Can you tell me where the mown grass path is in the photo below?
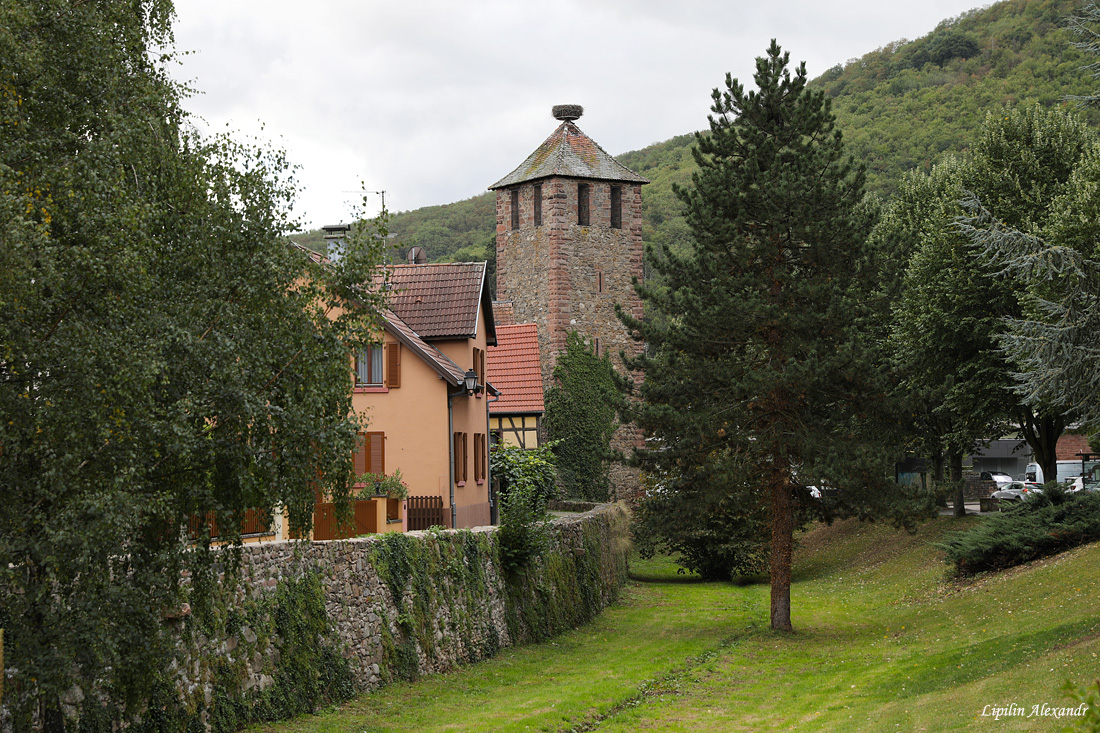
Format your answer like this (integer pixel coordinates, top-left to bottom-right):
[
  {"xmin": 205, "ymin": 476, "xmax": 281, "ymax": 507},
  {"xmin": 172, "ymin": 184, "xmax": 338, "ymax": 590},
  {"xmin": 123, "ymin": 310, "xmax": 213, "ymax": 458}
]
[{"xmin": 250, "ymin": 517, "xmax": 1100, "ymax": 732}]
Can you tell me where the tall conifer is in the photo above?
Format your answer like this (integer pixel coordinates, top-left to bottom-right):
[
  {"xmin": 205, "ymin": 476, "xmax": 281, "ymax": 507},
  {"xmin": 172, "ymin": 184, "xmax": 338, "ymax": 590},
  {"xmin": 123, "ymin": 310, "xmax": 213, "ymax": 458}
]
[{"xmin": 621, "ymin": 42, "xmax": 905, "ymax": 631}]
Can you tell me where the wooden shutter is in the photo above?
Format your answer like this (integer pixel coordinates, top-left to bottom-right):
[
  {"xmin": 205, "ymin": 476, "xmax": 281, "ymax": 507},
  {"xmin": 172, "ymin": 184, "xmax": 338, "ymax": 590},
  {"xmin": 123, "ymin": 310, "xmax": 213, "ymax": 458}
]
[
  {"xmin": 386, "ymin": 343, "xmax": 401, "ymax": 388},
  {"xmin": 473, "ymin": 347, "xmax": 484, "ymax": 387},
  {"xmin": 474, "ymin": 433, "xmax": 485, "ymax": 482},
  {"xmin": 454, "ymin": 432, "xmax": 468, "ymax": 483},
  {"xmin": 365, "ymin": 431, "xmax": 385, "ymax": 475},
  {"xmin": 353, "ymin": 433, "xmax": 367, "ymax": 475}
]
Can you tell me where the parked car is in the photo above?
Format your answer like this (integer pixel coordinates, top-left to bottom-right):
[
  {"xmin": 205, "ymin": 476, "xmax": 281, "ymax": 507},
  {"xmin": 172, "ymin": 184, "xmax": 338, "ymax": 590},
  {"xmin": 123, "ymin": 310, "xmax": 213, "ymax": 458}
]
[
  {"xmin": 991, "ymin": 481, "xmax": 1043, "ymax": 503},
  {"xmin": 980, "ymin": 471, "xmax": 1014, "ymax": 487},
  {"xmin": 1067, "ymin": 476, "xmax": 1100, "ymax": 493}
]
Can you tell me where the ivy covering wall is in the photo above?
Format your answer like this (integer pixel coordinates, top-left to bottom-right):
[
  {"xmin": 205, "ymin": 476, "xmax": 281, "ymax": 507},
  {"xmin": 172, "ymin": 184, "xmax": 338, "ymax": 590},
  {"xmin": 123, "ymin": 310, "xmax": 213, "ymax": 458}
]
[{"xmin": 3, "ymin": 504, "xmax": 630, "ymax": 732}]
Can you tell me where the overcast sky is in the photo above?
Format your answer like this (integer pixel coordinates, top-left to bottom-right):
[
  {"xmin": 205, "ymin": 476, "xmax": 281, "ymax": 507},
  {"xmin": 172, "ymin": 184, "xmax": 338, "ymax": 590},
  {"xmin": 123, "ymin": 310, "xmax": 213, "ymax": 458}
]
[{"xmin": 170, "ymin": 0, "xmax": 988, "ymax": 230}]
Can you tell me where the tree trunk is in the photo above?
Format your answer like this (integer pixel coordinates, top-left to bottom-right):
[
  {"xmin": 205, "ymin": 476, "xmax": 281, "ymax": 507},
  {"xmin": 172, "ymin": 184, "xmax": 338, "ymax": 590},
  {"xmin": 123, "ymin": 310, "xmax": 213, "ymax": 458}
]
[
  {"xmin": 769, "ymin": 468, "xmax": 795, "ymax": 632},
  {"xmin": 949, "ymin": 451, "xmax": 966, "ymax": 517},
  {"xmin": 1020, "ymin": 409, "xmax": 1065, "ymax": 485}
]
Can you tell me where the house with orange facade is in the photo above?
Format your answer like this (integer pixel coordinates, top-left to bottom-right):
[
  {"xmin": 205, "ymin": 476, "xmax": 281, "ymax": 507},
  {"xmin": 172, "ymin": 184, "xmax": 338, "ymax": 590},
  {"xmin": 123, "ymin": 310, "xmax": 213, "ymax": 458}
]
[{"xmin": 349, "ymin": 261, "xmax": 498, "ymax": 531}]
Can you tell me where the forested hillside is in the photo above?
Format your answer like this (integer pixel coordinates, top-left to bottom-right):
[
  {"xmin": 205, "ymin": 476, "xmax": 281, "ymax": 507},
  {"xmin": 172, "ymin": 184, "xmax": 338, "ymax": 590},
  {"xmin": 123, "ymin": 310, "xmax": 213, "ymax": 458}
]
[{"xmin": 291, "ymin": 0, "xmax": 1100, "ymax": 268}]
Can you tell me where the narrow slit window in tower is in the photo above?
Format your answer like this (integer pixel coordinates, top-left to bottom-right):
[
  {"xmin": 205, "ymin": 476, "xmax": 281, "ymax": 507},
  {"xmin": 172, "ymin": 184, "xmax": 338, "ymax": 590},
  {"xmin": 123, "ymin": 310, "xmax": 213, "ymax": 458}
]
[
  {"xmin": 510, "ymin": 189, "xmax": 520, "ymax": 230},
  {"xmin": 610, "ymin": 185, "xmax": 622, "ymax": 229},
  {"xmin": 578, "ymin": 183, "xmax": 590, "ymax": 226},
  {"xmin": 533, "ymin": 184, "xmax": 542, "ymax": 226}
]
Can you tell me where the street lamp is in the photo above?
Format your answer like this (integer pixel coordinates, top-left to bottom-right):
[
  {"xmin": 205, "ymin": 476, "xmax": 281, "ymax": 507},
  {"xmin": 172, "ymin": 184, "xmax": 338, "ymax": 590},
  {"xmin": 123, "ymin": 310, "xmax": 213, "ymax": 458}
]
[{"xmin": 463, "ymin": 369, "xmax": 479, "ymax": 395}]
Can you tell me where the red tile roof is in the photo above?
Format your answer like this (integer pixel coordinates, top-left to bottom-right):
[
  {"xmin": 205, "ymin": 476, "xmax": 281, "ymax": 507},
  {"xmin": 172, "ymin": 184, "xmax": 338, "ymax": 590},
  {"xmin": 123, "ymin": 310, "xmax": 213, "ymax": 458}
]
[
  {"xmin": 382, "ymin": 309, "xmax": 466, "ymax": 387},
  {"xmin": 382, "ymin": 262, "xmax": 495, "ymax": 344},
  {"xmin": 487, "ymin": 324, "xmax": 544, "ymax": 415}
]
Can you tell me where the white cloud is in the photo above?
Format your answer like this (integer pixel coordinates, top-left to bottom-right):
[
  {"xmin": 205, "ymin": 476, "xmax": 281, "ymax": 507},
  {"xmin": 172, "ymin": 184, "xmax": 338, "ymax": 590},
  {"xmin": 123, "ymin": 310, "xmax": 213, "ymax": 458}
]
[{"xmin": 170, "ymin": 0, "xmax": 988, "ymax": 229}]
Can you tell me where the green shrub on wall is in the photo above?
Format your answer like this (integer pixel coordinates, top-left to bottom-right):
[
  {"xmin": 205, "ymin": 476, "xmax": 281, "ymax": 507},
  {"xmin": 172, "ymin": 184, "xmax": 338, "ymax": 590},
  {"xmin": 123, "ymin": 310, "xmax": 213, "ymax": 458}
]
[{"xmin": 126, "ymin": 570, "xmax": 354, "ymax": 733}]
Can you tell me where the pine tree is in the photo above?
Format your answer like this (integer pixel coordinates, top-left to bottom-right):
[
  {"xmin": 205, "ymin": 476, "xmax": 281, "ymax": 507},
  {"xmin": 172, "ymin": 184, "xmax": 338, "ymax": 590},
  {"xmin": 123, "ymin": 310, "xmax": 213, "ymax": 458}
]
[{"xmin": 621, "ymin": 41, "xmax": 912, "ymax": 632}]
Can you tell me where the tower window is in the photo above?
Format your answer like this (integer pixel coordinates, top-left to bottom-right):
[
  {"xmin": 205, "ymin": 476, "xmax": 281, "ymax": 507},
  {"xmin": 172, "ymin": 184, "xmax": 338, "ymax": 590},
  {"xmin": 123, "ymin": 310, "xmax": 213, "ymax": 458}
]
[
  {"xmin": 610, "ymin": 185, "xmax": 622, "ymax": 229},
  {"xmin": 510, "ymin": 189, "xmax": 520, "ymax": 230},
  {"xmin": 597, "ymin": 270, "xmax": 604, "ymax": 293},
  {"xmin": 578, "ymin": 183, "xmax": 590, "ymax": 226},
  {"xmin": 533, "ymin": 184, "xmax": 542, "ymax": 227}
]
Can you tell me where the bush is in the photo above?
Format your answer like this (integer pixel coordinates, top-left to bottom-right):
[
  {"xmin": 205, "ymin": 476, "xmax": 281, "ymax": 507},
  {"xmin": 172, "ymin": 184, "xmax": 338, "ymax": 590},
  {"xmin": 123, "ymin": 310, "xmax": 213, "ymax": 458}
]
[
  {"xmin": 939, "ymin": 491, "xmax": 1100, "ymax": 575},
  {"xmin": 632, "ymin": 472, "xmax": 770, "ymax": 581},
  {"xmin": 492, "ymin": 443, "xmax": 558, "ymax": 573}
]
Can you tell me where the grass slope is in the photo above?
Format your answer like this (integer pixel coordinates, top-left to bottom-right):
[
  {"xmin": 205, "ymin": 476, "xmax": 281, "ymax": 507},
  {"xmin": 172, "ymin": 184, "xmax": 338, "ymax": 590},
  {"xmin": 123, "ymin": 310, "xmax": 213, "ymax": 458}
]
[{"xmin": 250, "ymin": 516, "xmax": 1100, "ymax": 732}]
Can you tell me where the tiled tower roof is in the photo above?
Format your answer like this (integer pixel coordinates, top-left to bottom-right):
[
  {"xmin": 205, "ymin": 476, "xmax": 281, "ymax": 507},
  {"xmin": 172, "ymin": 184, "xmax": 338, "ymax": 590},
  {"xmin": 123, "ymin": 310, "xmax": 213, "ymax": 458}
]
[{"xmin": 489, "ymin": 118, "xmax": 648, "ymax": 190}]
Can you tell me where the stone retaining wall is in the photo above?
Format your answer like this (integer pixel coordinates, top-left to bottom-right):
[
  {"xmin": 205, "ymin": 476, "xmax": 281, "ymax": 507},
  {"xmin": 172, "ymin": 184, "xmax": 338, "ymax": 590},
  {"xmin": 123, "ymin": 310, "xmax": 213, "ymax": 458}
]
[{"xmin": 186, "ymin": 501, "xmax": 630, "ymax": 726}]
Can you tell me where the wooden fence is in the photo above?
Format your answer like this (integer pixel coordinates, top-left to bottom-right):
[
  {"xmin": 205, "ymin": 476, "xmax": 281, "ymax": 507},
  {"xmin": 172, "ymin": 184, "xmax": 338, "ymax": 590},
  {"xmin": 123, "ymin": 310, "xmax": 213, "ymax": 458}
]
[
  {"xmin": 407, "ymin": 495, "xmax": 446, "ymax": 530},
  {"xmin": 311, "ymin": 499, "xmax": 381, "ymax": 540},
  {"xmin": 188, "ymin": 508, "xmax": 273, "ymax": 540}
]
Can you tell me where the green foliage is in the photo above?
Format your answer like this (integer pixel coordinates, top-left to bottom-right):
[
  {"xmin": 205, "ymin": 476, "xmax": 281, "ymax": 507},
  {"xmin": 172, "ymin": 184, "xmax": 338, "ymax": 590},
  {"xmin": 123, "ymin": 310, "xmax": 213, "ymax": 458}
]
[
  {"xmin": 367, "ymin": 529, "xmax": 500, "ymax": 681},
  {"xmin": 938, "ymin": 491, "xmax": 1100, "ymax": 575},
  {"xmin": 887, "ymin": 105, "xmax": 1097, "ymax": 490},
  {"xmin": 633, "ymin": 473, "xmax": 769, "ymax": 581},
  {"xmin": 491, "ymin": 443, "xmax": 558, "ymax": 573},
  {"xmin": 496, "ymin": 481, "xmax": 552, "ymax": 575},
  {"xmin": 543, "ymin": 332, "xmax": 620, "ymax": 501},
  {"xmin": 0, "ymin": 1, "xmax": 386, "ymax": 725},
  {"xmin": 1062, "ymin": 678, "xmax": 1100, "ymax": 732},
  {"xmin": 490, "ymin": 443, "xmax": 559, "ymax": 508},
  {"xmin": 961, "ymin": 132, "xmax": 1100, "ymax": 429},
  {"xmin": 357, "ymin": 468, "xmax": 410, "ymax": 499},
  {"xmin": 621, "ymin": 41, "xmax": 904, "ymax": 631},
  {"xmin": 123, "ymin": 571, "xmax": 354, "ymax": 733}
]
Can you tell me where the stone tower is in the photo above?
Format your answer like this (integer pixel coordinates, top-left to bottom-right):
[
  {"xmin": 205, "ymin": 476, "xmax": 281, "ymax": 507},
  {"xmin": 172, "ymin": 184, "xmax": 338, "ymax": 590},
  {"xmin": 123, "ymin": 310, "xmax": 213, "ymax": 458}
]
[
  {"xmin": 490, "ymin": 104, "xmax": 647, "ymax": 387},
  {"xmin": 490, "ymin": 105, "xmax": 647, "ymax": 496}
]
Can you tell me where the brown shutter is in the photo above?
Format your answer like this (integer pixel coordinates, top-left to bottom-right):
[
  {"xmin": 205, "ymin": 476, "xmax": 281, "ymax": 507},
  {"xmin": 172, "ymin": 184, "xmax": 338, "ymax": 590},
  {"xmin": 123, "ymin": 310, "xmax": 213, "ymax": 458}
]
[
  {"xmin": 453, "ymin": 432, "xmax": 462, "ymax": 483},
  {"xmin": 365, "ymin": 431, "xmax": 385, "ymax": 475},
  {"xmin": 462, "ymin": 432, "xmax": 468, "ymax": 482},
  {"xmin": 474, "ymin": 433, "xmax": 485, "ymax": 481},
  {"xmin": 353, "ymin": 433, "xmax": 367, "ymax": 475},
  {"xmin": 386, "ymin": 343, "xmax": 401, "ymax": 388}
]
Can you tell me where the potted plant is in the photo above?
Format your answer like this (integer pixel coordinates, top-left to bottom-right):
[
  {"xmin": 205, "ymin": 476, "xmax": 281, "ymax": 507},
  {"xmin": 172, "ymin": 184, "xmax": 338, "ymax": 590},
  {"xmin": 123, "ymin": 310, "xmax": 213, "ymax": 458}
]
[{"xmin": 359, "ymin": 469, "xmax": 409, "ymax": 500}]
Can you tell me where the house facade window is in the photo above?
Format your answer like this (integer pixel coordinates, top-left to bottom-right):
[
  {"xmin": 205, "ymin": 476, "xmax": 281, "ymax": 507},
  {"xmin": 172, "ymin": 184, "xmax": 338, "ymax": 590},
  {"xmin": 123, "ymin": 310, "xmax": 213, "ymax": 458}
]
[
  {"xmin": 610, "ymin": 185, "xmax": 622, "ymax": 229},
  {"xmin": 577, "ymin": 183, "xmax": 590, "ymax": 226},
  {"xmin": 533, "ymin": 184, "xmax": 542, "ymax": 226},
  {"xmin": 356, "ymin": 345, "xmax": 384, "ymax": 386}
]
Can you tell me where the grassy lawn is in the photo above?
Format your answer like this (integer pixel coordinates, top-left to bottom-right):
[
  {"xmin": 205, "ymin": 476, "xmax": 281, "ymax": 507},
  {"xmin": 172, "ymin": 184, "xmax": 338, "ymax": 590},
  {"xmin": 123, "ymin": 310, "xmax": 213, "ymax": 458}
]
[{"xmin": 249, "ymin": 516, "xmax": 1100, "ymax": 732}]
